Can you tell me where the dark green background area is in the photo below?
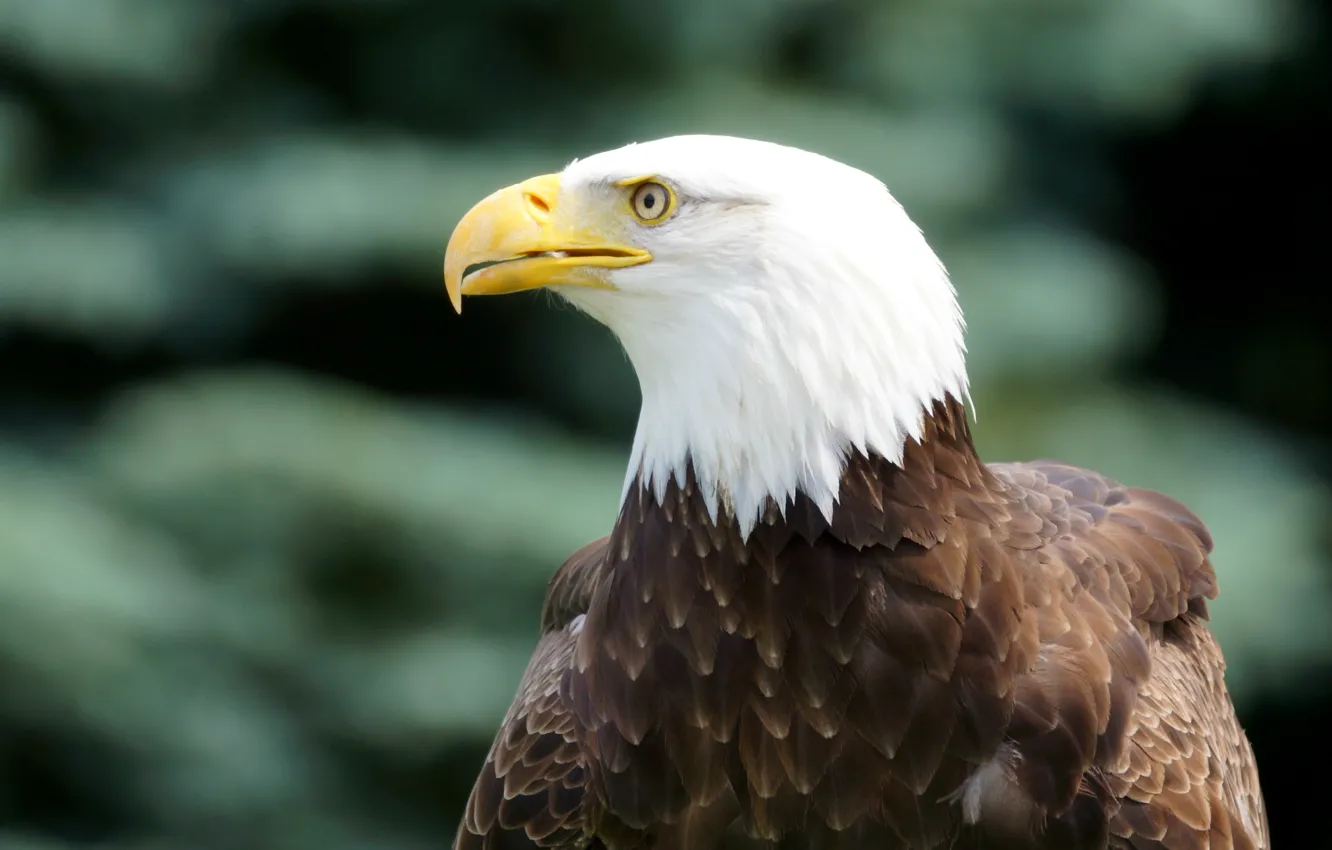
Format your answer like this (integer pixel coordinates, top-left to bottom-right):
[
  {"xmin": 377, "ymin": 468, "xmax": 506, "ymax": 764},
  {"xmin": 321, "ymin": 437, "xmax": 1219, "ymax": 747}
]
[{"xmin": 0, "ymin": 1, "xmax": 1327, "ymax": 847}]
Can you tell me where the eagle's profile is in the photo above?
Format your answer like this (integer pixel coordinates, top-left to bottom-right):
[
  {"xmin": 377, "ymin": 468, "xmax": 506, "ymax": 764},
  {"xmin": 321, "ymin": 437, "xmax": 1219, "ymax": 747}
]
[{"xmin": 442, "ymin": 135, "xmax": 1268, "ymax": 850}]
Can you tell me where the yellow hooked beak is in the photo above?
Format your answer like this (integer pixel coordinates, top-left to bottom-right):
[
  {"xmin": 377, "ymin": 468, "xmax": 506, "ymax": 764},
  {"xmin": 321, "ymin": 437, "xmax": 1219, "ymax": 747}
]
[{"xmin": 443, "ymin": 173, "xmax": 652, "ymax": 313}]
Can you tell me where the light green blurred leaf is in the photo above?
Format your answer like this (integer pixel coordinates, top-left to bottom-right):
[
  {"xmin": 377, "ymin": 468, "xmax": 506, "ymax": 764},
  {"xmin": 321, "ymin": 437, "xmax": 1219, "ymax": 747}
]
[
  {"xmin": 83, "ymin": 370, "xmax": 625, "ymax": 568},
  {"xmin": 310, "ymin": 631, "xmax": 538, "ymax": 744},
  {"xmin": 948, "ymin": 223, "xmax": 1162, "ymax": 384},
  {"xmin": 859, "ymin": 0, "xmax": 1296, "ymax": 122},
  {"xmin": 0, "ymin": 204, "xmax": 177, "ymax": 337},
  {"xmin": 0, "ymin": 0, "xmax": 221, "ymax": 89}
]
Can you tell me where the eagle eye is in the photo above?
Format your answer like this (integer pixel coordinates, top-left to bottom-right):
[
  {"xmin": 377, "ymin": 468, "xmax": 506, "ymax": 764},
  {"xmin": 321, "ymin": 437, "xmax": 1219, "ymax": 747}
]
[{"xmin": 629, "ymin": 181, "xmax": 674, "ymax": 224}]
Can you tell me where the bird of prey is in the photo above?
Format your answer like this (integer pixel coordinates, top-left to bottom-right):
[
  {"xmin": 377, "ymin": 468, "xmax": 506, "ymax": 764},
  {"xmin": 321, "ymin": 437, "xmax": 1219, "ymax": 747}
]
[{"xmin": 441, "ymin": 135, "xmax": 1268, "ymax": 850}]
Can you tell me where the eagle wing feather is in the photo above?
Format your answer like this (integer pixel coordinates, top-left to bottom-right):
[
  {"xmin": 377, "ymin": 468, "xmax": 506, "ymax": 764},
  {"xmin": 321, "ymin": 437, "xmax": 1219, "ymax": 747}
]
[
  {"xmin": 987, "ymin": 460, "xmax": 1266, "ymax": 850},
  {"xmin": 454, "ymin": 539, "xmax": 613, "ymax": 850}
]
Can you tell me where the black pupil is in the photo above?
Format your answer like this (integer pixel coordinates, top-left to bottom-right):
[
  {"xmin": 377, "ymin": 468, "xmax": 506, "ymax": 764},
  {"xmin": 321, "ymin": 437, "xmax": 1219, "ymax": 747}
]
[{"xmin": 643, "ymin": 192, "xmax": 656, "ymax": 209}]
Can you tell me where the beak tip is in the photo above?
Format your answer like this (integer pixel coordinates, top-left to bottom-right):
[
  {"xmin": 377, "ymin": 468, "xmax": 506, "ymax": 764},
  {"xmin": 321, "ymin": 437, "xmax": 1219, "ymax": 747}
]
[
  {"xmin": 444, "ymin": 259, "xmax": 463, "ymax": 313},
  {"xmin": 446, "ymin": 280, "xmax": 463, "ymax": 314}
]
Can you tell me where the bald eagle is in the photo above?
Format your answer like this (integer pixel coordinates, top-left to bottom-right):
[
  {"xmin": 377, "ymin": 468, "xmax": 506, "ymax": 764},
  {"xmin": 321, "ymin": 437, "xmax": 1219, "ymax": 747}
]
[{"xmin": 442, "ymin": 136, "xmax": 1268, "ymax": 850}]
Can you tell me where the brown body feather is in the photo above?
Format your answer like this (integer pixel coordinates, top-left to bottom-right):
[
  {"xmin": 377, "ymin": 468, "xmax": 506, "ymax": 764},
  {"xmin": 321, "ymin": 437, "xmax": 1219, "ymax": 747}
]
[{"xmin": 454, "ymin": 396, "xmax": 1267, "ymax": 850}]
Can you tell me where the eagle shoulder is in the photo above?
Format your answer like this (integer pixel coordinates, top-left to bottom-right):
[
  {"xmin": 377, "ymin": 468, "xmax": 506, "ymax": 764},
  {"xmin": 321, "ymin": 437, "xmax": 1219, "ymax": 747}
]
[
  {"xmin": 958, "ymin": 459, "xmax": 1259, "ymax": 848},
  {"xmin": 989, "ymin": 459, "xmax": 1218, "ymax": 626},
  {"xmin": 454, "ymin": 537, "xmax": 615, "ymax": 850},
  {"xmin": 542, "ymin": 538, "xmax": 616, "ymax": 632}
]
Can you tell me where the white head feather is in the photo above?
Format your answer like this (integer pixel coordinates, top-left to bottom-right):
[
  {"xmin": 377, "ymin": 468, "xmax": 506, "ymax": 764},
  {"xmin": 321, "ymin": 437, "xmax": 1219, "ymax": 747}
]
[{"xmin": 554, "ymin": 135, "xmax": 970, "ymax": 537}]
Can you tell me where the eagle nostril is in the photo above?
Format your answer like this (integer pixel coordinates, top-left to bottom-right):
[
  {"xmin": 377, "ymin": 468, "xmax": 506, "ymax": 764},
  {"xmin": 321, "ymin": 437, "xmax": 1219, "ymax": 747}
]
[{"xmin": 524, "ymin": 191, "xmax": 552, "ymax": 219}]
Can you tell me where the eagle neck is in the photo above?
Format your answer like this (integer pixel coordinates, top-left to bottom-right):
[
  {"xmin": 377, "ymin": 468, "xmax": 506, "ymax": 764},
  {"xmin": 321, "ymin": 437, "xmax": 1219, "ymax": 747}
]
[
  {"xmin": 613, "ymin": 394, "xmax": 988, "ymax": 552},
  {"xmin": 610, "ymin": 298, "xmax": 971, "ymax": 540}
]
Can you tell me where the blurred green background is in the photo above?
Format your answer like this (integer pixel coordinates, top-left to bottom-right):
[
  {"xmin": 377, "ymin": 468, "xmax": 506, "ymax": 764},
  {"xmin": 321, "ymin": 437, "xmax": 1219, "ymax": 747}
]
[{"xmin": 0, "ymin": 0, "xmax": 1328, "ymax": 847}]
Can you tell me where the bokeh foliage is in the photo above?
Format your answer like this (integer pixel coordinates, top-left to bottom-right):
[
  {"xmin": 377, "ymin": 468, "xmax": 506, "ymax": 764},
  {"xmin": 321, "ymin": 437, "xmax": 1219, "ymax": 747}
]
[{"xmin": 0, "ymin": 0, "xmax": 1326, "ymax": 847}]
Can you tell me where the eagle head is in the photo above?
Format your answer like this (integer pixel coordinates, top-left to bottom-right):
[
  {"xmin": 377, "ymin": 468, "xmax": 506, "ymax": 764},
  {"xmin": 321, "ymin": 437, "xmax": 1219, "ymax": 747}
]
[{"xmin": 445, "ymin": 135, "xmax": 969, "ymax": 536}]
